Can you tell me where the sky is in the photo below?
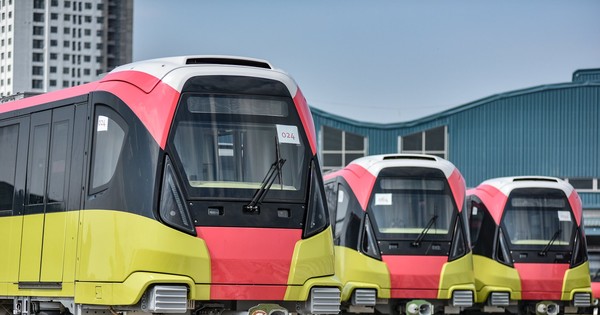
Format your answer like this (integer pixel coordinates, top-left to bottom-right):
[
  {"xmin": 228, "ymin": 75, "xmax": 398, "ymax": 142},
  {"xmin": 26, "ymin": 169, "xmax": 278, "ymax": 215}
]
[{"xmin": 132, "ymin": 1, "xmax": 600, "ymax": 123}]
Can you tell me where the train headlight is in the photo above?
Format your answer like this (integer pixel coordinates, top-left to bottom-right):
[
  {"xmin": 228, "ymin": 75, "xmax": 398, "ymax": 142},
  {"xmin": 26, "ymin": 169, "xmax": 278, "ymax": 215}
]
[
  {"xmin": 303, "ymin": 160, "xmax": 329, "ymax": 238},
  {"xmin": 159, "ymin": 156, "xmax": 196, "ymax": 235}
]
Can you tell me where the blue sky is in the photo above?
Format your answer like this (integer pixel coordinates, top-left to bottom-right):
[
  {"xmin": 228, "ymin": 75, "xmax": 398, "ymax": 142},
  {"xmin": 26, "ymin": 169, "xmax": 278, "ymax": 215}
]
[{"xmin": 133, "ymin": 1, "xmax": 600, "ymax": 123}]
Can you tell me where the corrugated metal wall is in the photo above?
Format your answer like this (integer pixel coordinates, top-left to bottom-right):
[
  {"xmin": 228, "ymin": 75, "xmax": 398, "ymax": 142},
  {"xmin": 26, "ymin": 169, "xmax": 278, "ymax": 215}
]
[
  {"xmin": 311, "ymin": 78, "xmax": 600, "ymax": 210},
  {"xmin": 450, "ymin": 85, "xmax": 600, "ymax": 187}
]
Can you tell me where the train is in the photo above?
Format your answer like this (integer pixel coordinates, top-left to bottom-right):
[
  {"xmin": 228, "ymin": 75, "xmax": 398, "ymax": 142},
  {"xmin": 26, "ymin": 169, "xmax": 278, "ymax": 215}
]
[
  {"xmin": 467, "ymin": 176, "xmax": 592, "ymax": 315},
  {"xmin": 323, "ymin": 154, "xmax": 475, "ymax": 315},
  {"xmin": 0, "ymin": 56, "xmax": 341, "ymax": 315}
]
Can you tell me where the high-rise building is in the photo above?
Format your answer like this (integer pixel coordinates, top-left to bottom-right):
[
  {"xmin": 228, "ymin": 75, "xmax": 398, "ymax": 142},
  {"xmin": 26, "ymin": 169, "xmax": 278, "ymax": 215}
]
[{"xmin": 0, "ymin": 0, "xmax": 133, "ymax": 97}]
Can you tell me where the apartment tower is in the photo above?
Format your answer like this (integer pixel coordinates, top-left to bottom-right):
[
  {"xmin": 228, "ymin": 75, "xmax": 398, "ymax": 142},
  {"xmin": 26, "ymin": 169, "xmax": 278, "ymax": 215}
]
[{"xmin": 0, "ymin": 0, "xmax": 133, "ymax": 97}]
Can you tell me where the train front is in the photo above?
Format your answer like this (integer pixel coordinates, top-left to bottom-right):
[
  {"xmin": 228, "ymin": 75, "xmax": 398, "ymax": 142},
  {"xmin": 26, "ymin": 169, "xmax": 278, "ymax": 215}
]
[
  {"xmin": 468, "ymin": 177, "xmax": 592, "ymax": 315},
  {"xmin": 332, "ymin": 155, "xmax": 474, "ymax": 315},
  {"xmin": 159, "ymin": 58, "xmax": 340, "ymax": 314}
]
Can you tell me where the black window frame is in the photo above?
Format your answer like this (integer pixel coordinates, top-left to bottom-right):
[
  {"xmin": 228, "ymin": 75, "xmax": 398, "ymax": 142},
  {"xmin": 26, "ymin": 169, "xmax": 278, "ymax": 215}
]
[{"xmin": 88, "ymin": 105, "xmax": 128, "ymax": 195}]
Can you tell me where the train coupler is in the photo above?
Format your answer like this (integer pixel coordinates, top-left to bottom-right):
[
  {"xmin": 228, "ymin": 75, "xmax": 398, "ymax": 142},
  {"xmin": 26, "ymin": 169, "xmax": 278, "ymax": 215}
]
[{"xmin": 248, "ymin": 304, "xmax": 288, "ymax": 315}]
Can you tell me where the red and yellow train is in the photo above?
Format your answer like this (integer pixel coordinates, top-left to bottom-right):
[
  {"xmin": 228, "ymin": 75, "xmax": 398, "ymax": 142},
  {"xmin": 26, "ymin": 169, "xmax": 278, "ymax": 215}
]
[
  {"xmin": 467, "ymin": 176, "xmax": 592, "ymax": 315},
  {"xmin": 323, "ymin": 154, "xmax": 474, "ymax": 315},
  {"xmin": 0, "ymin": 56, "xmax": 341, "ymax": 315}
]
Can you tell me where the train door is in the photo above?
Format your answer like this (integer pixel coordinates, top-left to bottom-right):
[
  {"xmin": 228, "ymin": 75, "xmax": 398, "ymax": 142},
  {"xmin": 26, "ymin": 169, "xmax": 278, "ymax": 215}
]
[{"xmin": 19, "ymin": 106, "xmax": 75, "ymax": 284}]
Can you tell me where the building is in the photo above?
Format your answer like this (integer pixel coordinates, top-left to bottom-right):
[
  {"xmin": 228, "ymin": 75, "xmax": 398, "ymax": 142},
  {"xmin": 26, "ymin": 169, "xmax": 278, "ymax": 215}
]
[
  {"xmin": 0, "ymin": 0, "xmax": 133, "ymax": 97},
  {"xmin": 312, "ymin": 68, "xmax": 600, "ymax": 211}
]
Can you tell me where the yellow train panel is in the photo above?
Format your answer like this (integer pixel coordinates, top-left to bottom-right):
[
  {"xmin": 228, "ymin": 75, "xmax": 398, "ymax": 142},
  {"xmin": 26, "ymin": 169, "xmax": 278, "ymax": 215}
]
[
  {"xmin": 3, "ymin": 283, "xmax": 75, "ymax": 297},
  {"xmin": 19, "ymin": 214, "xmax": 45, "ymax": 281},
  {"xmin": 472, "ymin": 255, "xmax": 521, "ymax": 303},
  {"xmin": 0, "ymin": 216, "xmax": 23, "ymax": 285},
  {"xmin": 334, "ymin": 246, "xmax": 390, "ymax": 301},
  {"xmin": 75, "ymin": 272, "xmax": 197, "ymax": 305},
  {"xmin": 284, "ymin": 275, "xmax": 342, "ymax": 301},
  {"xmin": 285, "ymin": 226, "xmax": 335, "ymax": 286},
  {"xmin": 561, "ymin": 261, "xmax": 592, "ymax": 300},
  {"xmin": 437, "ymin": 253, "xmax": 475, "ymax": 299},
  {"xmin": 77, "ymin": 210, "xmax": 211, "ymax": 285},
  {"xmin": 40, "ymin": 211, "xmax": 80, "ymax": 282},
  {"xmin": 284, "ymin": 227, "xmax": 340, "ymax": 300}
]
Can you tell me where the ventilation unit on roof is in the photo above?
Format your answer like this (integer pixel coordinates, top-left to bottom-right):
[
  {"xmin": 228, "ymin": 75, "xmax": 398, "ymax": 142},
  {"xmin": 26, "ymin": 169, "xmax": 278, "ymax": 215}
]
[
  {"xmin": 512, "ymin": 177, "xmax": 558, "ymax": 183},
  {"xmin": 185, "ymin": 57, "xmax": 272, "ymax": 69},
  {"xmin": 383, "ymin": 155, "xmax": 437, "ymax": 161}
]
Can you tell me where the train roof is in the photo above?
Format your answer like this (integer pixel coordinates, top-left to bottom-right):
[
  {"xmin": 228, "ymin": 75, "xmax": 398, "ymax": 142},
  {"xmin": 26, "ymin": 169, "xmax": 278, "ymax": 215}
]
[
  {"xmin": 468, "ymin": 176, "xmax": 582, "ymax": 225},
  {"xmin": 476, "ymin": 176, "xmax": 575, "ymax": 198},
  {"xmin": 108, "ymin": 55, "xmax": 299, "ymax": 96},
  {"xmin": 345, "ymin": 154, "xmax": 458, "ymax": 178},
  {"xmin": 324, "ymin": 154, "xmax": 464, "ymax": 211},
  {"xmin": 0, "ymin": 55, "xmax": 299, "ymax": 116}
]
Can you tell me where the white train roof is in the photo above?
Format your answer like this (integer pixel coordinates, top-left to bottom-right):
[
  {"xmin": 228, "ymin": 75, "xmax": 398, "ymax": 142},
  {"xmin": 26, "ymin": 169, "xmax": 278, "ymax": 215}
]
[
  {"xmin": 478, "ymin": 176, "xmax": 575, "ymax": 197},
  {"xmin": 109, "ymin": 55, "xmax": 299, "ymax": 96},
  {"xmin": 348, "ymin": 154, "xmax": 458, "ymax": 178}
]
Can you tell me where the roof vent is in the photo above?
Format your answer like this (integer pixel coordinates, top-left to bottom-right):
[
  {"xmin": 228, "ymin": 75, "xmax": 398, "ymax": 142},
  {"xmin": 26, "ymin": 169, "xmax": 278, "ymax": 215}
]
[
  {"xmin": 185, "ymin": 57, "xmax": 272, "ymax": 69},
  {"xmin": 512, "ymin": 177, "xmax": 558, "ymax": 183},
  {"xmin": 572, "ymin": 68, "xmax": 600, "ymax": 83},
  {"xmin": 383, "ymin": 155, "xmax": 437, "ymax": 162}
]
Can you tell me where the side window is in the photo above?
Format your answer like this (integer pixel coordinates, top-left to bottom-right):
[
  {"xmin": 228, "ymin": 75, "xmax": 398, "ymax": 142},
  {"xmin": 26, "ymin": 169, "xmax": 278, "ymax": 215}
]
[
  {"xmin": 0, "ymin": 123, "xmax": 19, "ymax": 214},
  {"xmin": 469, "ymin": 199, "xmax": 486, "ymax": 247},
  {"xmin": 335, "ymin": 184, "xmax": 351, "ymax": 239},
  {"xmin": 324, "ymin": 182, "xmax": 338, "ymax": 227},
  {"xmin": 89, "ymin": 106, "xmax": 127, "ymax": 194},
  {"xmin": 27, "ymin": 116, "xmax": 51, "ymax": 207}
]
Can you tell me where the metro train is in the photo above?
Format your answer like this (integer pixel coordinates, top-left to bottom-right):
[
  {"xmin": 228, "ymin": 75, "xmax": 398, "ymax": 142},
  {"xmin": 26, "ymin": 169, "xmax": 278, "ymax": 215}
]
[
  {"xmin": 467, "ymin": 176, "xmax": 592, "ymax": 315},
  {"xmin": 323, "ymin": 154, "xmax": 475, "ymax": 315},
  {"xmin": 0, "ymin": 56, "xmax": 341, "ymax": 315}
]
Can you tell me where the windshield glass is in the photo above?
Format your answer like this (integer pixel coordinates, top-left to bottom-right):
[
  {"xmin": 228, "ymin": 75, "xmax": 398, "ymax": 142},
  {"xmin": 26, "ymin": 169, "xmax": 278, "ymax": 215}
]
[
  {"xmin": 171, "ymin": 93, "xmax": 308, "ymax": 201},
  {"xmin": 368, "ymin": 167, "xmax": 457, "ymax": 240},
  {"xmin": 502, "ymin": 188, "xmax": 574, "ymax": 247}
]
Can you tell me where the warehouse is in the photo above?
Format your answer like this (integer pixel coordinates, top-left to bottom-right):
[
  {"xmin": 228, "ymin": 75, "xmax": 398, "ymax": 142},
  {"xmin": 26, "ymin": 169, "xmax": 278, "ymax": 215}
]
[{"xmin": 312, "ymin": 68, "xmax": 600, "ymax": 218}]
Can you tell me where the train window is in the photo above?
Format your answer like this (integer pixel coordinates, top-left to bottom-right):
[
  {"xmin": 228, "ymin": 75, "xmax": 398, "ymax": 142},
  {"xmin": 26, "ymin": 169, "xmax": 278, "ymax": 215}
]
[
  {"xmin": 469, "ymin": 200, "xmax": 486, "ymax": 247},
  {"xmin": 47, "ymin": 120, "xmax": 69, "ymax": 203},
  {"xmin": 0, "ymin": 123, "xmax": 18, "ymax": 213},
  {"xmin": 187, "ymin": 94, "xmax": 288, "ymax": 117},
  {"xmin": 90, "ymin": 106, "xmax": 127, "ymax": 193},
  {"xmin": 369, "ymin": 176, "xmax": 455, "ymax": 239},
  {"xmin": 335, "ymin": 184, "xmax": 352, "ymax": 238},
  {"xmin": 503, "ymin": 188, "xmax": 574, "ymax": 247},
  {"xmin": 171, "ymin": 94, "xmax": 308, "ymax": 201},
  {"xmin": 324, "ymin": 182, "xmax": 338, "ymax": 224},
  {"xmin": 28, "ymin": 123, "xmax": 50, "ymax": 205}
]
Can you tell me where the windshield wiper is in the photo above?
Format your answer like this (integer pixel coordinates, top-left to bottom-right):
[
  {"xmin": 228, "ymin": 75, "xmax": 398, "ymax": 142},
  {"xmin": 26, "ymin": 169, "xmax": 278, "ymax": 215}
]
[
  {"xmin": 539, "ymin": 229, "xmax": 561, "ymax": 256},
  {"xmin": 411, "ymin": 215, "xmax": 438, "ymax": 247},
  {"xmin": 244, "ymin": 137, "xmax": 286, "ymax": 213}
]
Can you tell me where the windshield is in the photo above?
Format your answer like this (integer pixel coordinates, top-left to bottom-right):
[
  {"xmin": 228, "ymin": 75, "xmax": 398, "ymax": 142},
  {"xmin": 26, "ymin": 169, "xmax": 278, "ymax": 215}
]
[
  {"xmin": 368, "ymin": 167, "xmax": 457, "ymax": 240},
  {"xmin": 502, "ymin": 188, "xmax": 575, "ymax": 247},
  {"xmin": 171, "ymin": 93, "xmax": 308, "ymax": 201}
]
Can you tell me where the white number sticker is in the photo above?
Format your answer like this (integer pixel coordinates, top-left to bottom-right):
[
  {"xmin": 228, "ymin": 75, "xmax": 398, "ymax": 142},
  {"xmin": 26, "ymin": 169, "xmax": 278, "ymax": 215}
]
[
  {"xmin": 97, "ymin": 115, "xmax": 108, "ymax": 132},
  {"xmin": 276, "ymin": 124, "xmax": 300, "ymax": 145},
  {"xmin": 375, "ymin": 193, "xmax": 392, "ymax": 206},
  {"xmin": 338, "ymin": 190, "xmax": 345, "ymax": 203},
  {"xmin": 557, "ymin": 211, "xmax": 571, "ymax": 222}
]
